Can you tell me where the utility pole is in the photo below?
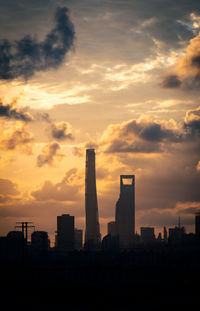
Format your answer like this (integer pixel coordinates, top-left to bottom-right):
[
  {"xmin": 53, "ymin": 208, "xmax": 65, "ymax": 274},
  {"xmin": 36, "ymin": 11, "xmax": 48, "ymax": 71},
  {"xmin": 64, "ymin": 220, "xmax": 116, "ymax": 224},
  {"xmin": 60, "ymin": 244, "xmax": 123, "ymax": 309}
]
[{"xmin": 15, "ymin": 222, "xmax": 35, "ymax": 244}]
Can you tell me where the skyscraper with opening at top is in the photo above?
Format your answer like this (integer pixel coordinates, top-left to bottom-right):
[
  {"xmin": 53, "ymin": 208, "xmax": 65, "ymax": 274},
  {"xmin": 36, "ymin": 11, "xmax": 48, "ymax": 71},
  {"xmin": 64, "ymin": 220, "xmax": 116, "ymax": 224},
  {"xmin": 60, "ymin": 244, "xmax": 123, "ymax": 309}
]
[{"xmin": 115, "ymin": 175, "xmax": 135, "ymax": 248}]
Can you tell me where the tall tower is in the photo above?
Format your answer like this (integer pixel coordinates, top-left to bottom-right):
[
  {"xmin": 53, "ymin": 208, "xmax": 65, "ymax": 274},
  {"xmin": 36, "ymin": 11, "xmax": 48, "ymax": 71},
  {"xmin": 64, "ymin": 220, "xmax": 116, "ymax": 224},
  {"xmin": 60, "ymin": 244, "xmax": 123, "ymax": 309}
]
[
  {"xmin": 115, "ymin": 175, "xmax": 135, "ymax": 248},
  {"xmin": 85, "ymin": 149, "xmax": 101, "ymax": 248}
]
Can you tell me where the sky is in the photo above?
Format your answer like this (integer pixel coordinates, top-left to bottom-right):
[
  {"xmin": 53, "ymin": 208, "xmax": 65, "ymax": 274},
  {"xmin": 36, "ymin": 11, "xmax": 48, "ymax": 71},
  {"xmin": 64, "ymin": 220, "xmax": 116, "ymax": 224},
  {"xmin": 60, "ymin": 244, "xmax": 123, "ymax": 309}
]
[{"xmin": 0, "ymin": 0, "xmax": 200, "ymax": 244}]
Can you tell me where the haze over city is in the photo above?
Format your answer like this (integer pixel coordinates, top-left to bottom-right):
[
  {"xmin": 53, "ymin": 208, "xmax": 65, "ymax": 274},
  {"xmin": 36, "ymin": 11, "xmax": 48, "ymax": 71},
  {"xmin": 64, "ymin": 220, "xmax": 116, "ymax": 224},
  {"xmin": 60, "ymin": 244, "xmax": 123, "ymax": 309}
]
[{"xmin": 0, "ymin": 0, "xmax": 200, "ymax": 245}]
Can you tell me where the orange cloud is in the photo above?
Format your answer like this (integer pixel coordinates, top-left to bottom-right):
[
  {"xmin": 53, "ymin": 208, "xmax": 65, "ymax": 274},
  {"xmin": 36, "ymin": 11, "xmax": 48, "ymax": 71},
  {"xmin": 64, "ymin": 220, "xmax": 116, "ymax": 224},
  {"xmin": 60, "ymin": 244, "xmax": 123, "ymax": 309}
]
[
  {"xmin": 183, "ymin": 106, "xmax": 200, "ymax": 138},
  {"xmin": 51, "ymin": 121, "xmax": 74, "ymax": 141},
  {"xmin": 98, "ymin": 116, "xmax": 183, "ymax": 154},
  {"xmin": 162, "ymin": 32, "xmax": 200, "ymax": 89},
  {"xmin": 31, "ymin": 168, "xmax": 82, "ymax": 202},
  {"xmin": 0, "ymin": 178, "xmax": 20, "ymax": 204},
  {"xmin": 0, "ymin": 124, "xmax": 34, "ymax": 154},
  {"xmin": 36, "ymin": 142, "xmax": 64, "ymax": 167}
]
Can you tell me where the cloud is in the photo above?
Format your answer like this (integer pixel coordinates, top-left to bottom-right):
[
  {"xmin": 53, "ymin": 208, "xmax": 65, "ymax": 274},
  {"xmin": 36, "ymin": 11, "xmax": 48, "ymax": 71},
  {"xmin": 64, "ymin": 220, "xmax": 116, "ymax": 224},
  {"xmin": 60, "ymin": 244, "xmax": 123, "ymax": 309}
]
[
  {"xmin": 162, "ymin": 32, "xmax": 200, "ymax": 89},
  {"xmin": 34, "ymin": 111, "xmax": 51, "ymax": 123},
  {"xmin": 63, "ymin": 0, "xmax": 197, "ymax": 66},
  {"xmin": 36, "ymin": 142, "xmax": 64, "ymax": 167},
  {"xmin": 73, "ymin": 146, "xmax": 85, "ymax": 157},
  {"xmin": 0, "ymin": 179, "xmax": 19, "ymax": 196},
  {"xmin": 99, "ymin": 116, "xmax": 183, "ymax": 154},
  {"xmin": 139, "ymin": 123, "xmax": 182, "ymax": 142},
  {"xmin": 0, "ymin": 7, "xmax": 75, "ymax": 80},
  {"xmin": 31, "ymin": 168, "xmax": 81, "ymax": 201},
  {"xmin": 51, "ymin": 121, "xmax": 73, "ymax": 141},
  {"xmin": 73, "ymin": 141, "xmax": 99, "ymax": 157},
  {"xmin": 184, "ymin": 106, "xmax": 200, "ymax": 137},
  {"xmin": 105, "ymin": 139, "xmax": 162, "ymax": 154},
  {"xmin": 0, "ymin": 100, "xmax": 33, "ymax": 121},
  {"xmin": 0, "ymin": 125, "xmax": 34, "ymax": 153},
  {"xmin": 161, "ymin": 74, "xmax": 182, "ymax": 88},
  {"xmin": 0, "ymin": 178, "xmax": 20, "ymax": 204}
]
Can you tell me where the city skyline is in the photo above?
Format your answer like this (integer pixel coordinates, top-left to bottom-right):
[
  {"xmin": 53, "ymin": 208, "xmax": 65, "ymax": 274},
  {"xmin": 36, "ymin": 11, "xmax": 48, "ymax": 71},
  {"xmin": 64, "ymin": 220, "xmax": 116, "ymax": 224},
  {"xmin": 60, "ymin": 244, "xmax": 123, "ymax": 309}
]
[
  {"xmin": 1, "ymin": 153, "xmax": 199, "ymax": 248},
  {"xmin": 0, "ymin": 1, "xmax": 200, "ymax": 243}
]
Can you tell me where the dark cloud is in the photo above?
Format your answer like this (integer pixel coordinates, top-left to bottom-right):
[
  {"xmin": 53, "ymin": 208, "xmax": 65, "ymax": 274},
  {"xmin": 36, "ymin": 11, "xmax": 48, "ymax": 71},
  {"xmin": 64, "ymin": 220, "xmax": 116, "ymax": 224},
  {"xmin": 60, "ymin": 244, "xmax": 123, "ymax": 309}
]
[
  {"xmin": 191, "ymin": 55, "xmax": 200, "ymax": 67},
  {"xmin": 0, "ymin": 7, "xmax": 75, "ymax": 80},
  {"xmin": 0, "ymin": 0, "xmax": 199, "ymax": 73},
  {"xmin": 0, "ymin": 100, "xmax": 33, "ymax": 121},
  {"xmin": 139, "ymin": 123, "xmax": 182, "ymax": 142},
  {"xmin": 161, "ymin": 74, "xmax": 182, "ymax": 88},
  {"xmin": 125, "ymin": 119, "xmax": 182, "ymax": 143},
  {"xmin": 37, "ymin": 142, "xmax": 64, "ymax": 167},
  {"xmin": 184, "ymin": 119, "xmax": 200, "ymax": 137},
  {"xmin": 1, "ymin": 126, "xmax": 34, "ymax": 153},
  {"xmin": 101, "ymin": 118, "xmax": 184, "ymax": 154},
  {"xmin": 51, "ymin": 121, "xmax": 73, "ymax": 141},
  {"xmin": 31, "ymin": 168, "xmax": 81, "ymax": 201},
  {"xmin": 184, "ymin": 107, "xmax": 200, "ymax": 137}
]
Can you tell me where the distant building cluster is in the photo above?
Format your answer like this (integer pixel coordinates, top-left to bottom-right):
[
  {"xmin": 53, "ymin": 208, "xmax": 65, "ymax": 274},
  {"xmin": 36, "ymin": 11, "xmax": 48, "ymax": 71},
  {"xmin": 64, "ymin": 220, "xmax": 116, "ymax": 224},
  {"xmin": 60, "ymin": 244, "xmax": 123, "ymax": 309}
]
[{"xmin": 1, "ymin": 149, "xmax": 200, "ymax": 258}]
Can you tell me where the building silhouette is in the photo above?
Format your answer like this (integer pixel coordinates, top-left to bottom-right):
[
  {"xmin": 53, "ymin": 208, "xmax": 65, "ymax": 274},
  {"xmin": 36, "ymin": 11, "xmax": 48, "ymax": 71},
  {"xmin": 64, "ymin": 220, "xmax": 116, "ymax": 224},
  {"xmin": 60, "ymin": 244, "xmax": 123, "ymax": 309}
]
[
  {"xmin": 4, "ymin": 231, "xmax": 25, "ymax": 260},
  {"xmin": 168, "ymin": 226, "xmax": 185, "ymax": 244},
  {"xmin": 31, "ymin": 231, "xmax": 50, "ymax": 251},
  {"xmin": 74, "ymin": 229, "xmax": 83, "ymax": 250},
  {"xmin": 107, "ymin": 221, "xmax": 116, "ymax": 237},
  {"xmin": 163, "ymin": 226, "xmax": 168, "ymax": 243},
  {"xmin": 140, "ymin": 227, "xmax": 155, "ymax": 244},
  {"xmin": 115, "ymin": 175, "xmax": 135, "ymax": 248},
  {"xmin": 57, "ymin": 214, "xmax": 74, "ymax": 251},
  {"xmin": 157, "ymin": 232, "xmax": 162, "ymax": 242},
  {"xmin": 84, "ymin": 149, "xmax": 101, "ymax": 248},
  {"xmin": 195, "ymin": 212, "xmax": 200, "ymax": 237}
]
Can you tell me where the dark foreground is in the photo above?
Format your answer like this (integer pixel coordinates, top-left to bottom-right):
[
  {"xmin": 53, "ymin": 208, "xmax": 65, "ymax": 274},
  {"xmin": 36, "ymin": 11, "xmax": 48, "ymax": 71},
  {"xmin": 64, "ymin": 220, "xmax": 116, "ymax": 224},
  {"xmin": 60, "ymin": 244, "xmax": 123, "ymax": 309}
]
[{"xmin": 1, "ymin": 245, "xmax": 200, "ymax": 310}]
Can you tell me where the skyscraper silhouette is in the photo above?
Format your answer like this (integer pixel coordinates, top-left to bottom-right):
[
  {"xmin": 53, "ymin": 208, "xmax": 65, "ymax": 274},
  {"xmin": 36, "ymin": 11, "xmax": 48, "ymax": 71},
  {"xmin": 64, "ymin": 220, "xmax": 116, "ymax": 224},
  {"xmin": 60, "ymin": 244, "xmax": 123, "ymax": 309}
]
[
  {"xmin": 85, "ymin": 149, "xmax": 101, "ymax": 248},
  {"xmin": 57, "ymin": 214, "xmax": 74, "ymax": 252},
  {"xmin": 115, "ymin": 175, "xmax": 135, "ymax": 248}
]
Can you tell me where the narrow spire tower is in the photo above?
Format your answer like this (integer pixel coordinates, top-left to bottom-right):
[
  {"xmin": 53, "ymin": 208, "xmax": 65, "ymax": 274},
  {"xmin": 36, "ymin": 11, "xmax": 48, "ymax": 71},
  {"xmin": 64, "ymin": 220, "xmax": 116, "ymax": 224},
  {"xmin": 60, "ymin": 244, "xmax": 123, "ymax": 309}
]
[{"xmin": 85, "ymin": 149, "xmax": 101, "ymax": 248}]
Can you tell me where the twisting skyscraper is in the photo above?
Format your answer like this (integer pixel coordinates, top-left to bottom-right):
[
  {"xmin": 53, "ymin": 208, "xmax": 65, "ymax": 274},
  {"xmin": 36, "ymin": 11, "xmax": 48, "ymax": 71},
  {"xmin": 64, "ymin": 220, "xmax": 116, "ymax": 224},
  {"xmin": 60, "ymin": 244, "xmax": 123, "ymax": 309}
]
[
  {"xmin": 115, "ymin": 175, "xmax": 135, "ymax": 248},
  {"xmin": 85, "ymin": 149, "xmax": 101, "ymax": 248}
]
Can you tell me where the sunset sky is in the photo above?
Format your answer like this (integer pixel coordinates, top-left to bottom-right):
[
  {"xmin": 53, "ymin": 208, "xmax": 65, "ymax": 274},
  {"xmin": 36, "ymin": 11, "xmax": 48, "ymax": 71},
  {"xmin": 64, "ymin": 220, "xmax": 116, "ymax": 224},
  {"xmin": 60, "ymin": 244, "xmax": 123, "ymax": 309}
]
[{"xmin": 0, "ymin": 0, "xmax": 200, "ymax": 244}]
